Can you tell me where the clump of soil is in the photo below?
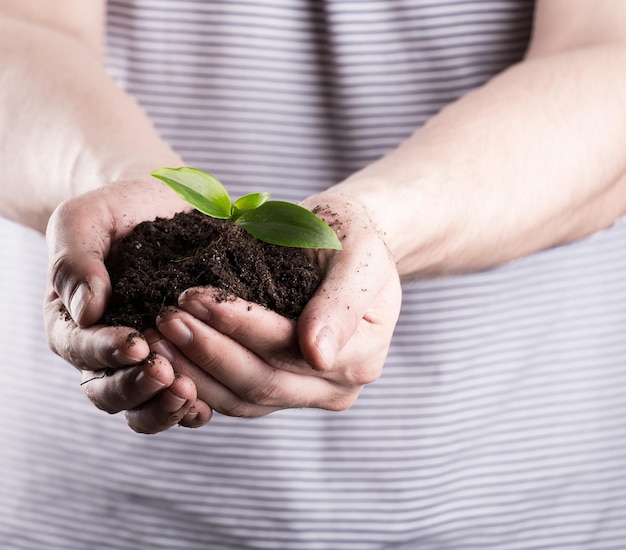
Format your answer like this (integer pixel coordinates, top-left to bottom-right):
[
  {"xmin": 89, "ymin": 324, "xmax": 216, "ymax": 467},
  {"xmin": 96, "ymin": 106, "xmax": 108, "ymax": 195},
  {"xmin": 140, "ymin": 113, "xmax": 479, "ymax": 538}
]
[{"xmin": 101, "ymin": 210, "xmax": 322, "ymax": 331}]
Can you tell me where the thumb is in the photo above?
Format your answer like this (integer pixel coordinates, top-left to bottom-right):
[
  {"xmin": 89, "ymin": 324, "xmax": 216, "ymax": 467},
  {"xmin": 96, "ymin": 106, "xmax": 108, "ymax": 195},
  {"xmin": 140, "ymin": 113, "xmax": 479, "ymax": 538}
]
[
  {"xmin": 46, "ymin": 195, "xmax": 113, "ymax": 327},
  {"xmin": 46, "ymin": 176, "xmax": 190, "ymax": 327},
  {"xmin": 297, "ymin": 233, "xmax": 398, "ymax": 372}
]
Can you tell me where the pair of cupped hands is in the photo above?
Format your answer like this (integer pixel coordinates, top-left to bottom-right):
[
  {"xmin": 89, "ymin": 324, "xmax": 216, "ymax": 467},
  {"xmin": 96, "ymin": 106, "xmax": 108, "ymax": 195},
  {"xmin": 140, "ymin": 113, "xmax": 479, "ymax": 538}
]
[{"xmin": 44, "ymin": 177, "xmax": 402, "ymax": 433}]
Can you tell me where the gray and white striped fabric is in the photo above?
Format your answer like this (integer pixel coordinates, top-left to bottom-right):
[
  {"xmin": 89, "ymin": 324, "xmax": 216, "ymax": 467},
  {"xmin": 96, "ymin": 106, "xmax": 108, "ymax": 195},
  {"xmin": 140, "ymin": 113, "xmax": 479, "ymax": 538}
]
[{"xmin": 1, "ymin": 1, "xmax": 626, "ymax": 548}]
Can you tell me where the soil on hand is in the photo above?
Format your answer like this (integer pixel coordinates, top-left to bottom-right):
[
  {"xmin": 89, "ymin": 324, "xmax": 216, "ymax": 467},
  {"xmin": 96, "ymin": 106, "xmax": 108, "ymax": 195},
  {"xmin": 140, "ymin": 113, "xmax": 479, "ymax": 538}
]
[{"xmin": 101, "ymin": 210, "xmax": 322, "ymax": 331}]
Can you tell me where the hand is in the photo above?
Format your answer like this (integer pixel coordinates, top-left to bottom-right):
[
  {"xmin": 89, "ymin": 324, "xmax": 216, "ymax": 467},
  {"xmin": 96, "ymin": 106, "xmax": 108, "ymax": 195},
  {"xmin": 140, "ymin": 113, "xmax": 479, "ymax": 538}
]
[
  {"xmin": 44, "ymin": 178, "xmax": 212, "ymax": 433},
  {"xmin": 153, "ymin": 195, "xmax": 403, "ymax": 417}
]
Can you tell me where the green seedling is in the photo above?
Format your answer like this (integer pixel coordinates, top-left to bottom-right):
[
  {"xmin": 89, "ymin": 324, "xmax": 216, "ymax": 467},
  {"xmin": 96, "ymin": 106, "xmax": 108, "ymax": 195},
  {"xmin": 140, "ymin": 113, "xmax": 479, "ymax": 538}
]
[{"xmin": 152, "ymin": 166, "xmax": 342, "ymax": 250}]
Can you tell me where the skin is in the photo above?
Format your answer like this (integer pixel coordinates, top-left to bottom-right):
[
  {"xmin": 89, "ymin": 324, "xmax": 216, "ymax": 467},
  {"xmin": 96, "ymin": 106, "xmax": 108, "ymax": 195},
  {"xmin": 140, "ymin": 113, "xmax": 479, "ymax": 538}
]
[{"xmin": 2, "ymin": 1, "xmax": 626, "ymax": 433}]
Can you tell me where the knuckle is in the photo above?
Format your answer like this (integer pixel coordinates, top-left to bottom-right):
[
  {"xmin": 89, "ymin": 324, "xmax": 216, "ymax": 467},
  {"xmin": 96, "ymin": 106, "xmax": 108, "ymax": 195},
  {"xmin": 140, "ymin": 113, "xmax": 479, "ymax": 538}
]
[
  {"xmin": 126, "ymin": 415, "xmax": 160, "ymax": 435},
  {"xmin": 217, "ymin": 398, "xmax": 254, "ymax": 419},
  {"xmin": 329, "ymin": 359, "xmax": 381, "ymax": 389},
  {"xmin": 46, "ymin": 334, "xmax": 64, "ymax": 360},
  {"xmin": 125, "ymin": 402, "xmax": 182, "ymax": 435},
  {"xmin": 244, "ymin": 370, "xmax": 282, "ymax": 406},
  {"xmin": 348, "ymin": 363, "xmax": 382, "ymax": 386},
  {"xmin": 202, "ymin": 354, "xmax": 224, "ymax": 374},
  {"xmin": 214, "ymin": 391, "xmax": 275, "ymax": 419},
  {"xmin": 86, "ymin": 392, "xmax": 121, "ymax": 415},
  {"xmin": 81, "ymin": 373, "xmax": 124, "ymax": 415},
  {"xmin": 214, "ymin": 309, "xmax": 247, "ymax": 340},
  {"xmin": 324, "ymin": 392, "xmax": 358, "ymax": 412}
]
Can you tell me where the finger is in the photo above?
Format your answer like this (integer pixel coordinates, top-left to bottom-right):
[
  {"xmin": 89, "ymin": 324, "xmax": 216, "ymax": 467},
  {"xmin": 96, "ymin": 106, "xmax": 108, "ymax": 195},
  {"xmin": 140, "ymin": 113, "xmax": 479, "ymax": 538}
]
[
  {"xmin": 96, "ymin": 331, "xmax": 209, "ymax": 431},
  {"xmin": 178, "ymin": 399, "xmax": 213, "ymax": 428},
  {"xmin": 80, "ymin": 353, "xmax": 174, "ymax": 414},
  {"xmin": 184, "ymin": 375, "xmax": 280, "ymax": 418},
  {"xmin": 46, "ymin": 194, "xmax": 116, "ymax": 327},
  {"xmin": 177, "ymin": 288, "xmax": 304, "ymax": 369},
  {"xmin": 329, "ymin": 303, "xmax": 397, "ymax": 388},
  {"xmin": 146, "ymin": 330, "xmax": 212, "ymax": 428},
  {"xmin": 337, "ymin": 259, "xmax": 403, "ymax": 381},
  {"xmin": 46, "ymin": 182, "xmax": 187, "ymax": 328},
  {"xmin": 125, "ymin": 374, "xmax": 198, "ymax": 434},
  {"xmin": 149, "ymin": 327, "xmax": 281, "ymax": 417},
  {"xmin": 156, "ymin": 308, "xmax": 346, "ymax": 410},
  {"xmin": 298, "ymin": 232, "xmax": 400, "ymax": 372},
  {"xmin": 45, "ymin": 295, "xmax": 151, "ymax": 371},
  {"xmin": 147, "ymin": 330, "xmax": 214, "ymax": 426}
]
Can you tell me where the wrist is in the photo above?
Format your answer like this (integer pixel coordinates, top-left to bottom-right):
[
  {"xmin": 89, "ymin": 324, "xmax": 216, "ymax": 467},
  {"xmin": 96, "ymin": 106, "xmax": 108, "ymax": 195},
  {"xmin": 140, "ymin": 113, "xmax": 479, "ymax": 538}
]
[{"xmin": 313, "ymin": 169, "xmax": 456, "ymax": 281}]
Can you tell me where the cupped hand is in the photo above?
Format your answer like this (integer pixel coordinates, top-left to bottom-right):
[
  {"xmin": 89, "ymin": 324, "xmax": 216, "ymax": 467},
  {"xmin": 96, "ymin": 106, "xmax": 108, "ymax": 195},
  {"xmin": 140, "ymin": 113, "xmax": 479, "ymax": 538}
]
[
  {"xmin": 153, "ymin": 194, "xmax": 403, "ymax": 418},
  {"xmin": 44, "ymin": 177, "xmax": 212, "ymax": 433}
]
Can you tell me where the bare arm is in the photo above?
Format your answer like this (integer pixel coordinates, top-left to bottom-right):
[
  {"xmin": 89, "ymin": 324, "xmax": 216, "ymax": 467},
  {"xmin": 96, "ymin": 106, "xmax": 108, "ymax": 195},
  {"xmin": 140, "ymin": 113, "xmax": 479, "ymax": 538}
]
[
  {"xmin": 0, "ymin": 2, "xmax": 205, "ymax": 432},
  {"xmin": 158, "ymin": 1, "xmax": 626, "ymax": 417},
  {"xmin": 325, "ymin": 0, "xmax": 626, "ymax": 278},
  {"xmin": 41, "ymin": 0, "xmax": 626, "ymax": 432},
  {"xmin": 0, "ymin": 0, "xmax": 105, "ymax": 55},
  {"xmin": 0, "ymin": 0, "xmax": 181, "ymax": 232}
]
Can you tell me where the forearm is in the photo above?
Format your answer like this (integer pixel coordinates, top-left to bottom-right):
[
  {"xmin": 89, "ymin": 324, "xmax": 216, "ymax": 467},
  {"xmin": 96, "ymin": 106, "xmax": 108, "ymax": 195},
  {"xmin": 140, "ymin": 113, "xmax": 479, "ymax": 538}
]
[
  {"xmin": 331, "ymin": 42, "xmax": 626, "ymax": 279},
  {"xmin": 0, "ymin": 13, "xmax": 181, "ymax": 232}
]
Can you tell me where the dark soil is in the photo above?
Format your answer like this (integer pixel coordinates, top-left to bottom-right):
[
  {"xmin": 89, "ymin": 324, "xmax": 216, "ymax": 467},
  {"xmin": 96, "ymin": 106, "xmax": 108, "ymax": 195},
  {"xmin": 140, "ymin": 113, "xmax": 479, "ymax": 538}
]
[{"xmin": 101, "ymin": 210, "xmax": 322, "ymax": 331}]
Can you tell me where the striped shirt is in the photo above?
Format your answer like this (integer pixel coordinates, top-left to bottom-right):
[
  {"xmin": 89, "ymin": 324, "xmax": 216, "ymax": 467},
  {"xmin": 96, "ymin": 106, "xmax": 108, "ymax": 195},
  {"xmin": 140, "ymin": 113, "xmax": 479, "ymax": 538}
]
[{"xmin": 1, "ymin": 1, "xmax": 626, "ymax": 548}]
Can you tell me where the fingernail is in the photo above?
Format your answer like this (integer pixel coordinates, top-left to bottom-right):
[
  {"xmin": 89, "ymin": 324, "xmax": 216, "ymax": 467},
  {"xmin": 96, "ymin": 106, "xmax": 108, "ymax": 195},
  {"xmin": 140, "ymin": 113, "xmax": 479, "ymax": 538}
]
[
  {"xmin": 151, "ymin": 339, "xmax": 174, "ymax": 363},
  {"xmin": 112, "ymin": 348, "xmax": 140, "ymax": 365},
  {"xmin": 163, "ymin": 390, "xmax": 187, "ymax": 413},
  {"xmin": 159, "ymin": 318, "xmax": 192, "ymax": 346},
  {"xmin": 135, "ymin": 370, "xmax": 167, "ymax": 395},
  {"xmin": 68, "ymin": 282, "xmax": 90, "ymax": 323},
  {"xmin": 180, "ymin": 299, "xmax": 210, "ymax": 322},
  {"xmin": 314, "ymin": 326, "xmax": 339, "ymax": 370}
]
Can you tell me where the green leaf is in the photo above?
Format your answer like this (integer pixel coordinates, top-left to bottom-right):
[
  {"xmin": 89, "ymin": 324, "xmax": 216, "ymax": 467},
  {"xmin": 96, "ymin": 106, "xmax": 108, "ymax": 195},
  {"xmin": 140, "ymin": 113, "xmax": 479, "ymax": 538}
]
[
  {"xmin": 235, "ymin": 201, "xmax": 342, "ymax": 249},
  {"xmin": 231, "ymin": 192, "xmax": 271, "ymax": 220},
  {"xmin": 152, "ymin": 166, "xmax": 232, "ymax": 219}
]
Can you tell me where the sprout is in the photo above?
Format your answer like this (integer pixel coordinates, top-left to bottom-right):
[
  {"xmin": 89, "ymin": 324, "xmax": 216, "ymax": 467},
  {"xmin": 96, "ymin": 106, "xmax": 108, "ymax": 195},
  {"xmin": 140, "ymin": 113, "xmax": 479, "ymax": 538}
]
[{"xmin": 152, "ymin": 166, "xmax": 342, "ymax": 250}]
